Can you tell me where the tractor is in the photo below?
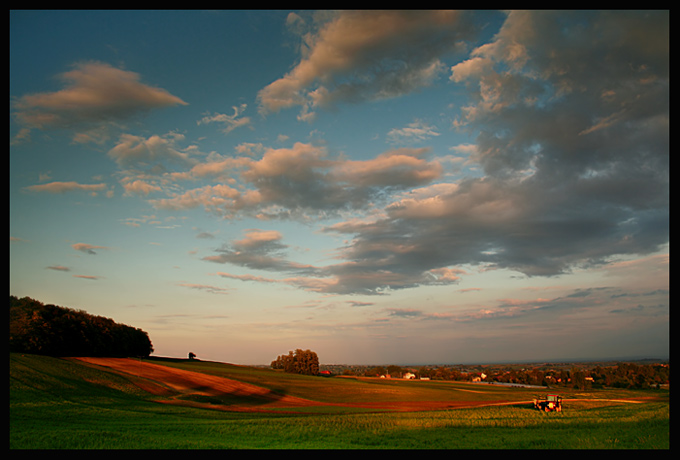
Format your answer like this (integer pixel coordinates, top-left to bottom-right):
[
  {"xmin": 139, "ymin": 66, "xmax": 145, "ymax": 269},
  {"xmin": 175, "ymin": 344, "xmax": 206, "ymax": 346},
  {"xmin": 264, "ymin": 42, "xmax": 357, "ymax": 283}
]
[{"xmin": 533, "ymin": 394, "xmax": 562, "ymax": 412}]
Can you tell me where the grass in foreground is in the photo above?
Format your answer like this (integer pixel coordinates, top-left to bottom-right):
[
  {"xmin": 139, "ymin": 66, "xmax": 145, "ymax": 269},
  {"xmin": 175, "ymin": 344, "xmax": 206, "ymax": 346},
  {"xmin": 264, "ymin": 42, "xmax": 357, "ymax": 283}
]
[{"xmin": 10, "ymin": 354, "xmax": 669, "ymax": 449}]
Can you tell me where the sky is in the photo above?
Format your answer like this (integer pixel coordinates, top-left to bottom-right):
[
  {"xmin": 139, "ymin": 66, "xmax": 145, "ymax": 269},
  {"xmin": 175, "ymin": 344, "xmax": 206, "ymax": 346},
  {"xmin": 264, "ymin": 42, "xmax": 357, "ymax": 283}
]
[{"xmin": 10, "ymin": 10, "xmax": 669, "ymax": 366}]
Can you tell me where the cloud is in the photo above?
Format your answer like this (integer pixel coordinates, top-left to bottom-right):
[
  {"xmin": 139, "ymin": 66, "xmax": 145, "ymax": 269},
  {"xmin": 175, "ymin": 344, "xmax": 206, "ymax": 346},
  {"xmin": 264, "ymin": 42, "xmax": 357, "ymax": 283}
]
[
  {"xmin": 239, "ymin": 143, "xmax": 441, "ymax": 214},
  {"xmin": 204, "ymin": 229, "xmax": 322, "ymax": 276},
  {"xmin": 150, "ymin": 143, "xmax": 443, "ymax": 219},
  {"xmin": 609, "ymin": 303, "xmax": 667, "ymax": 317},
  {"xmin": 386, "ymin": 120, "xmax": 440, "ymax": 144},
  {"xmin": 73, "ymin": 275, "xmax": 101, "ymax": 280},
  {"xmin": 144, "ymin": 11, "xmax": 668, "ymax": 298},
  {"xmin": 204, "ymin": 226, "xmax": 467, "ymax": 296},
  {"xmin": 12, "ymin": 61, "xmax": 187, "ymax": 134},
  {"xmin": 108, "ymin": 132, "xmax": 195, "ymax": 169},
  {"xmin": 347, "ymin": 301, "xmax": 374, "ymax": 307},
  {"xmin": 370, "ymin": 282, "xmax": 668, "ymax": 330},
  {"xmin": 24, "ymin": 181, "xmax": 108, "ymax": 195},
  {"xmin": 46, "ymin": 265, "xmax": 70, "ymax": 272},
  {"xmin": 72, "ymin": 243, "xmax": 108, "ymax": 255},
  {"xmin": 386, "ymin": 308, "xmax": 424, "ymax": 318},
  {"xmin": 150, "ymin": 184, "xmax": 246, "ymax": 216},
  {"xmin": 151, "ymin": 11, "xmax": 668, "ymax": 299},
  {"xmin": 231, "ymin": 229, "xmax": 285, "ymax": 251},
  {"xmin": 313, "ymin": 10, "xmax": 669, "ymax": 289},
  {"xmin": 176, "ymin": 283, "xmax": 231, "ymax": 295},
  {"xmin": 121, "ymin": 179, "xmax": 162, "ymax": 197},
  {"xmin": 257, "ymin": 10, "xmax": 473, "ymax": 119},
  {"xmin": 197, "ymin": 104, "xmax": 251, "ymax": 134},
  {"xmin": 330, "ymin": 147, "xmax": 441, "ymax": 189},
  {"xmin": 324, "ymin": 170, "xmax": 667, "ymax": 283}
]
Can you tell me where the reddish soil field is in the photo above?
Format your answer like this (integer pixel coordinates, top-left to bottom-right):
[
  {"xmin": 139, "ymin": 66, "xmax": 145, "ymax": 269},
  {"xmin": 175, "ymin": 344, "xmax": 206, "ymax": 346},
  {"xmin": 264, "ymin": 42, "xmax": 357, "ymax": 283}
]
[{"xmin": 74, "ymin": 357, "xmax": 515, "ymax": 414}]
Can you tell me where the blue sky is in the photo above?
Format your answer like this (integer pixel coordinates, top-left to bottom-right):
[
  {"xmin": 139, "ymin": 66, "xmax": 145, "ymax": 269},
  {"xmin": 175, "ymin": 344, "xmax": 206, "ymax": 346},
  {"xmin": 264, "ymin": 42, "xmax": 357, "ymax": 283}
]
[{"xmin": 10, "ymin": 10, "xmax": 669, "ymax": 365}]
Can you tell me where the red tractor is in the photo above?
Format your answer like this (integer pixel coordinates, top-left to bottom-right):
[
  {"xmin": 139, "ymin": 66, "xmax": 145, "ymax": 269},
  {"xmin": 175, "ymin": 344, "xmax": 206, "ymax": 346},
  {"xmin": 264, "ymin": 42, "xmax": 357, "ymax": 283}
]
[{"xmin": 533, "ymin": 394, "xmax": 562, "ymax": 412}]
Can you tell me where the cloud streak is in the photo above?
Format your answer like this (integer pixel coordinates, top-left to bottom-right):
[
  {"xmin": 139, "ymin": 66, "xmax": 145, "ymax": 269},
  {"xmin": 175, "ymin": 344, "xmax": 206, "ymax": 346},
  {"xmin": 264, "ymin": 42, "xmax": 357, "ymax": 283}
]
[
  {"xmin": 72, "ymin": 243, "xmax": 108, "ymax": 255},
  {"xmin": 24, "ymin": 181, "xmax": 109, "ymax": 195}
]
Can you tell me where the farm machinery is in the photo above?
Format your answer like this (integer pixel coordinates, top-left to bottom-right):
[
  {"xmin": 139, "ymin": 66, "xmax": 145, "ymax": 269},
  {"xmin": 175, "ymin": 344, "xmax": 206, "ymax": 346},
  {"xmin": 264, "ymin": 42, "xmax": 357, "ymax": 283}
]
[{"xmin": 533, "ymin": 394, "xmax": 562, "ymax": 412}]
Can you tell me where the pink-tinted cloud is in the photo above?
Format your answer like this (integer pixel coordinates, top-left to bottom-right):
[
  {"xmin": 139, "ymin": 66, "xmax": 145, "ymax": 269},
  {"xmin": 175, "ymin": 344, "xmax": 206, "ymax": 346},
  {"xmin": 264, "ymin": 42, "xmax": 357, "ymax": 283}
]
[
  {"xmin": 13, "ymin": 61, "xmax": 187, "ymax": 131},
  {"xmin": 121, "ymin": 180, "xmax": 162, "ymax": 197},
  {"xmin": 108, "ymin": 132, "xmax": 195, "ymax": 168},
  {"xmin": 331, "ymin": 147, "xmax": 441, "ymax": 188},
  {"xmin": 73, "ymin": 274, "xmax": 101, "ymax": 280},
  {"xmin": 24, "ymin": 181, "xmax": 108, "ymax": 195}
]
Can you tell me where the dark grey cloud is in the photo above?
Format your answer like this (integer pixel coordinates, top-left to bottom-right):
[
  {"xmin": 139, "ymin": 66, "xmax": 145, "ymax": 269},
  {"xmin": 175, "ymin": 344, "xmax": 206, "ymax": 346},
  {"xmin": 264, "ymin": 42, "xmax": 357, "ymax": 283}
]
[{"xmin": 609, "ymin": 304, "xmax": 668, "ymax": 316}]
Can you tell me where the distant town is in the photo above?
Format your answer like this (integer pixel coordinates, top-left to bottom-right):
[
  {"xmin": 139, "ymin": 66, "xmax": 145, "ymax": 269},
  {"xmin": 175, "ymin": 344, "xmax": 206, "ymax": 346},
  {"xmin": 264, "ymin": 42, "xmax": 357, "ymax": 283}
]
[{"xmin": 310, "ymin": 359, "xmax": 669, "ymax": 390}]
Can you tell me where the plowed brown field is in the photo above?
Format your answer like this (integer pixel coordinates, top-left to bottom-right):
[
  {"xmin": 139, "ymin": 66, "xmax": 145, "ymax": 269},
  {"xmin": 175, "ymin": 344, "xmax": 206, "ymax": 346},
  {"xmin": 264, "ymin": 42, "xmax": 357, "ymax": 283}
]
[{"xmin": 73, "ymin": 357, "xmax": 514, "ymax": 414}]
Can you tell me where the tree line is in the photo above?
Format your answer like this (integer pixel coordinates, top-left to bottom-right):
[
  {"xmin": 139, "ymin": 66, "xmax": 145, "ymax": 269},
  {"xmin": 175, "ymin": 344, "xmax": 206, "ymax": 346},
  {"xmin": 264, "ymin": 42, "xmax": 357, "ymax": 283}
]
[
  {"xmin": 271, "ymin": 349, "xmax": 319, "ymax": 375},
  {"xmin": 340, "ymin": 362, "xmax": 669, "ymax": 390},
  {"xmin": 473, "ymin": 363, "xmax": 669, "ymax": 390},
  {"xmin": 9, "ymin": 295, "xmax": 154, "ymax": 358}
]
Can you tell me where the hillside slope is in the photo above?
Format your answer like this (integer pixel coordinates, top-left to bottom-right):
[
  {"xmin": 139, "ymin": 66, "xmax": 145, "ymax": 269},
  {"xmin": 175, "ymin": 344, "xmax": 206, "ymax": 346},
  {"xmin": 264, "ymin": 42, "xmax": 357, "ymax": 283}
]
[
  {"xmin": 74, "ymin": 357, "xmax": 319, "ymax": 412},
  {"xmin": 72, "ymin": 357, "xmax": 524, "ymax": 413}
]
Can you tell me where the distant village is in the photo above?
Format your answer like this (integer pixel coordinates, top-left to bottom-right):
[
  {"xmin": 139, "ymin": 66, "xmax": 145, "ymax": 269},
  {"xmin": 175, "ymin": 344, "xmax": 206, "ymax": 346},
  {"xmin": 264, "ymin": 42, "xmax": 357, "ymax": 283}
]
[{"xmin": 316, "ymin": 359, "xmax": 669, "ymax": 390}]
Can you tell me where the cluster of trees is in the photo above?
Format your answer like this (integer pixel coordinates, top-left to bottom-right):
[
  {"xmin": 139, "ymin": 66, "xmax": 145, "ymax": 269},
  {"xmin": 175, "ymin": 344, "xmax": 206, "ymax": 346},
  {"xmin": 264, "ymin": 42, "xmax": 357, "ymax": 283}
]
[
  {"xmin": 271, "ymin": 349, "xmax": 319, "ymax": 375},
  {"xmin": 10, "ymin": 296, "xmax": 154, "ymax": 358},
  {"xmin": 360, "ymin": 365, "xmax": 412, "ymax": 378}
]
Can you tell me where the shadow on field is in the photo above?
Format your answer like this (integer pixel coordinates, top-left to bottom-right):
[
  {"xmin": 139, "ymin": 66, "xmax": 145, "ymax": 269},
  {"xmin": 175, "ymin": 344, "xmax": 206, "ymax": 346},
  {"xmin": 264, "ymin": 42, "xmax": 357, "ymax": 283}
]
[{"xmin": 175, "ymin": 386, "xmax": 294, "ymax": 408}]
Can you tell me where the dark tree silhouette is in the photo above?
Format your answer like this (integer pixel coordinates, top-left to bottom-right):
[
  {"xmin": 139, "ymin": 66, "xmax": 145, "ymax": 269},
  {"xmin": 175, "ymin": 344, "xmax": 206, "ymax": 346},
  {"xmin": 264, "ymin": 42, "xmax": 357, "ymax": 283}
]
[{"xmin": 9, "ymin": 296, "xmax": 153, "ymax": 358}]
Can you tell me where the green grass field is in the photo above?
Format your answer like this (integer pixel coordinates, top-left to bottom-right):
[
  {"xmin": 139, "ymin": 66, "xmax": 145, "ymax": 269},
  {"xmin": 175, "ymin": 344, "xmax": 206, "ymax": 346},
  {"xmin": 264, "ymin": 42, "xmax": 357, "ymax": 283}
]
[{"xmin": 10, "ymin": 353, "xmax": 669, "ymax": 449}]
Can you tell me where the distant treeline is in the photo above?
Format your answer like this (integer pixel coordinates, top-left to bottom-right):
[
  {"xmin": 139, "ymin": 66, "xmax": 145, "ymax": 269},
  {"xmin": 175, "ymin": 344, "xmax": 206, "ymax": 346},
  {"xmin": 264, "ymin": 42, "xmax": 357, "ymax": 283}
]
[
  {"xmin": 339, "ymin": 362, "xmax": 669, "ymax": 390},
  {"xmin": 479, "ymin": 362, "xmax": 670, "ymax": 390},
  {"xmin": 10, "ymin": 296, "xmax": 154, "ymax": 358}
]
